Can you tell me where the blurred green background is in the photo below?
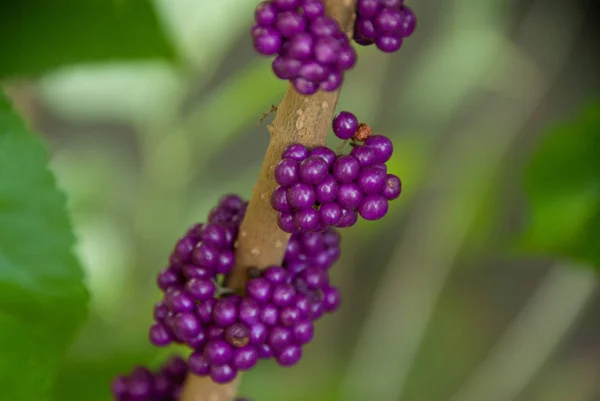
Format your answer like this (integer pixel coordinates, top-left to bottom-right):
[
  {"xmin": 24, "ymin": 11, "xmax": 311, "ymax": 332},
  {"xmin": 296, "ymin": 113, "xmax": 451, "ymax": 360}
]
[{"xmin": 1, "ymin": 0, "xmax": 600, "ymax": 400}]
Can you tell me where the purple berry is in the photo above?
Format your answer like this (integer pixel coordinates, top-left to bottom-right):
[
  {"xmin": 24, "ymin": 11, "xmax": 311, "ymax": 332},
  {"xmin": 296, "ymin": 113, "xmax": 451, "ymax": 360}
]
[
  {"xmin": 216, "ymin": 250, "xmax": 234, "ymax": 274},
  {"xmin": 191, "ymin": 243, "xmax": 219, "ymax": 269},
  {"xmin": 269, "ymin": 326, "xmax": 293, "ymax": 351},
  {"xmin": 287, "ymin": 32, "xmax": 315, "ymax": 60},
  {"xmin": 301, "ymin": 0, "xmax": 325, "ymax": 19},
  {"xmin": 293, "ymin": 77, "xmax": 319, "ymax": 95},
  {"xmin": 293, "ymin": 320, "xmax": 314, "ymax": 344},
  {"xmin": 279, "ymin": 306, "xmax": 302, "ymax": 327},
  {"xmin": 358, "ymin": 195, "xmax": 389, "ymax": 220},
  {"xmin": 350, "ymin": 145, "xmax": 377, "ymax": 166},
  {"xmin": 332, "ymin": 111, "xmax": 359, "ymax": 140},
  {"xmin": 188, "ymin": 352, "xmax": 210, "ymax": 375},
  {"xmin": 278, "ymin": 212, "xmax": 297, "ymax": 233},
  {"xmin": 276, "ymin": 344, "xmax": 303, "ymax": 366},
  {"xmin": 310, "ymin": 16, "xmax": 339, "ymax": 37},
  {"xmin": 323, "ymin": 286, "xmax": 341, "ymax": 312},
  {"xmin": 374, "ymin": 7, "xmax": 403, "ymax": 33},
  {"xmin": 336, "ymin": 208, "xmax": 359, "ymax": 228},
  {"xmin": 225, "ymin": 323, "xmax": 251, "ymax": 348},
  {"xmin": 183, "ymin": 265, "xmax": 212, "ymax": 280},
  {"xmin": 282, "ymin": 144, "xmax": 309, "ymax": 161},
  {"xmin": 357, "ymin": 166, "xmax": 387, "ymax": 194},
  {"xmin": 298, "ymin": 61, "xmax": 329, "ymax": 82},
  {"xmin": 364, "ymin": 135, "xmax": 394, "ymax": 163},
  {"xmin": 275, "ymin": 158, "xmax": 299, "ymax": 187},
  {"xmin": 212, "ymin": 299, "xmax": 238, "ymax": 327},
  {"xmin": 249, "ymin": 322, "xmax": 268, "ymax": 345},
  {"xmin": 272, "ymin": 56, "xmax": 303, "ymax": 79},
  {"xmin": 239, "ymin": 298, "xmax": 261, "ymax": 325},
  {"xmin": 263, "ymin": 266, "xmax": 289, "ymax": 285},
  {"xmin": 232, "ymin": 346, "xmax": 259, "ymax": 371},
  {"xmin": 196, "ymin": 299, "xmax": 216, "ymax": 324},
  {"xmin": 273, "ymin": 0, "xmax": 301, "ymax": 10},
  {"xmin": 272, "ymin": 283, "xmax": 297, "ymax": 307},
  {"xmin": 315, "ymin": 175, "xmax": 339, "ymax": 203},
  {"xmin": 204, "ymin": 340, "xmax": 233, "ymax": 366},
  {"xmin": 382, "ymin": 174, "xmax": 402, "ymax": 200},
  {"xmin": 314, "ymin": 36, "xmax": 342, "ymax": 65},
  {"xmin": 294, "ymin": 208, "xmax": 321, "ymax": 231},
  {"xmin": 258, "ymin": 344, "xmax": 274, "ymax": 359},
  {"xmin": 154, "ymin": 301, "xmax": 170, "ymax": 321},
  {"xmin": 332, "ymin": 155, "xmax": 361, "ymax": 183},
  {"xmin": 376, "ymin": 35, "xmax": 403, "ymax": 52},
  {"xmin": 260, "ymin": 303, "xmax": 279, "ymax": 326},
  {"xmin": 399, "ymin": 6, "xmax": 417, "ymax": 37},
  {"xmin": 255, "ymin": 1, "xmax": 278, "ymax": 26},
  {"xmin": 337, "ymin": 45, "xmax": 357, "ymax": 70},
  {"xmin": 208, "ymin": 326, "xmax": 225, "ymax": 340},
  {"xmin": 252, "ymin": 26, "xmax": 283, "ymax": 55},
  {"xmin": 276, "ymin": 11, "xmax": 307, "ymax": 38},
  {"xmin": 157, "ymin": 268, "xmax": 179, "ymax": 291},
  {"xmin": 295, "ymin": 294, "xmax": 312, "ymax": 317},
  {"xmin": 284, "ymin": 237, "xmax": 301, "ymax": 261},
  {"xmin": 357, "ymin": 0, "xmax": 381, "ymax": 19},
  {"xmin": 186, "ymin": 330, "xmax": 207, "ymax": 349},
  {"xmin": 310, "ymin": 146, "xmax": 337, "ymax": 168},
  {"xmin": 302, "ymin": 267, "xmax": 329, "ymax": 289},
  {"xmin": 165, "ymin": 289, "xmax": 194, "ymax": 313},
  {"xmin": 310, "ymin": 298, "xmax": 326, "ymax": 320},
  {"xmin": 300, "ymin": 231, "xmax": 325, "ymax": 253},
  {"xmin": 355, "ymin": 18, "xmax": 377, "ymax": 41},
  {"xmin": 286, "ymin": 183, "xmax": 317, "ymax": 209},
  {"xmin": 186, "ymin": 278, "xmax": 216, "ymax": 301},
  {"xmin": 382, "ymin": 0, "xmax": 403, "ymax": 6},
  {"xmin": 336, "ymin": 183, "xmax": 363, "ymax": 209},
  {"xmin": 299, "ymin": 156, "xmax": 329, "ymax": 184},
  {"xmin": 173, "ymin": 312, "xmax": 202, "ymax": 340},
  {"xmin": 210, "ymin": 364, "xmax": 237, "ymax": 384},
  {"xmin": 246, "ymin": 278, "xmax": 272, "ymax": 303},
  {"xmin": 150, "ymin": 322, "xmax": 172, "ymax": 346},
  {"xmin": 320, "ymin": 71, "xmax": 343, "ymax": 91}
]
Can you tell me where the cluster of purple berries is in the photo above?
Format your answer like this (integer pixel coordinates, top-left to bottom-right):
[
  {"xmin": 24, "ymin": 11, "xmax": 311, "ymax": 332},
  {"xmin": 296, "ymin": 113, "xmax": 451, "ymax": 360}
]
[
  {"xmin": 111, "ymin": 355, "xmax": 250, "ymax": 401},
  {"xmin": 148, "ymin": 195, "xmax": 342, "ymax": 384},
  {"xmin": 353, "ymin": 0, "xmax": 416, "ymax": 52},
  {"xmin": 272, "ymin": 111, "xmax": 402, "ymax": 232},
  {"xmin": 251, "ymin": 0, "xmax": 357, "ymax": 95}
]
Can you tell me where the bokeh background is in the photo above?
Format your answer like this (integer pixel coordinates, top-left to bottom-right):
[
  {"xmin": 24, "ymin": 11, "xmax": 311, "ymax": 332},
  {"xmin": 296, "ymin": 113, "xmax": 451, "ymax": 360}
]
[{"xmin": 3, "ymin": 0, "xmax": 600, "ymax": 400}]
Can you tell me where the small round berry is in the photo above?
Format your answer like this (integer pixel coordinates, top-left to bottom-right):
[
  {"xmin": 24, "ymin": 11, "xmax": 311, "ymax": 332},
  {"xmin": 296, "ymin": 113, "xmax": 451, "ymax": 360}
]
[
  {"xmin": 188, "ymin": 351, "xmax": 210, "ymax": 375},
  {"xmin": 284, "ymin": 237, "xmax": 301, "ymax": 261},
  {"xmin": 371, "ymin": 163, "xmax": 388, "ymax": 173},
  {"xmin": 287, "ymin": 183, "xmax": 317, "ymax": 209},
  {"xmin": 358, "ymin": 195, "xmax": 389, "ymax": 220},
  {"xmin": 278, "ymin": 212, "xmax": 297, "ymax": 233},
  {"xmin": 376, "ymin": 35, "xmax": 403, "ymax": 52},
  {"xmin": 210, "ymin": 364, "xmax": 237, "ymax": 384},
  {"xmin": 154, "ymin": 301, "xmax": 170, "ymax": 321},
  {"xmin": 204, "ymin": 340, "xmax": 233, "ymax": 366},
  {"xmin": 182, "ymin": 265, "xmax": 212, "ymax": 280},
  {"xmin": 323, "ymin": 286, "xmax": 341, "ymax": 312},
  {"xmin": 216, "ymin": 250, "xmax": 234, "ymax": 274},
  {"xmin": 364, "ymin": 135, "xmax": 394, "ymax": 163},
  {"xmin": 268, "ymin": 326, "xmax": 294, "ymax": 351},
  {"xmin": 320, "ymin": 71, "xmax": 343, "ymax": 92},
  {"xmin": 293, "ymin": 77, "xmax": 319, "ymax": 96},
  {"xmin": 310, "ymin": 16, "xmax": 339, "ymax": 37},
  {"xmin": 310, "ymin": 146, "xmax": 337, "ymax": 168},
  {"xmin": 260, "ymin": 304, "xmax": 279, "ymax": 326},
  {"xmin": 173, "ymin": 236, "xmax": 196, "ymax": 262},
  {"xmin": 310, "ymin": 298, "xmax": 326, "ymax": 320},
  {"xmin": 294, "ymin": 208, "xmax": 321, "ymax": 231},
  {"xmin": 186, "ymin": 278, "xmax": 216, "ymax": 301},
  {"xmin": 332, "ymin": 111, "xmax": 359, "ymax": 140},
  {"xmin": 255, "ymin": 1, "xmax": 278, "ymax": 27},
  {"xmin": 157, "ymin": 267, "xmax": 179, "ymax": 291},
  {"xmin": 355, "ymin": 18, "xmax": 377, "ymax": 41},
  {"xmin": 186, "ymin": 329, "xmax": 207, "ymax": 349},
  {"xmin": 293, "ymin": 319, "xmax": 314, "ymax": 344},
  {"xmin": 212, "ymin": 299, "xmax": 239, "ymax": 327},
  {"xmin": 252, "ymin": 26, "xmax": 283, "ymax": 55},
  {"xmin": 263, "ymin": 266, "xmax": 289, "ymax": 285},
  {"xmin": 272, "ymin": 56, "xmax": 303, "ymax": 80},
  {"xmin": 315, "ymin": 175, "xmax": 339, "ymax": 203},
  {"xmin": 314, "ymin": 36, "xmax": 342, "ymax": 65},
  {"xmin": 276, "ymin": 11, "xmax": 307, "ymax": 38},
  {"xmin": 300, "ymin": 231, "xmax": 325, "ymax": 253},
  {"xmin": 301, "ymin": 0, "xmax": 325, "ymax": 19},
  {"xmin": 225, "ymin": 323, "xmax": 251, "ymax": 348},
  {"xmin": 195, "ymin": 299, "xmax": 216, "ymax": 324},
  {"xmin": 191, "ymin": 243, "xmax": 219, "ymax": 269},
  {"xmin": 350, "ymin": 145, "xmax": 377, "ymax": 166},
  {"xmin": 323, "ymin": 228, "xmax": 341, "ymax": 247},
  {"xmin": 164, "ymin": 289, "xmax": 194, "ymax": 313},
  {"xmin": 208, "ymin": 326, "xmax": 225, "ymax": 340},
  {"xmin": 295, "ymin": 294, "xmax": 312, "ymax": 317},
  {"xmin": 357, "ymin": 166, "xmax": 387, "ymax": 194},
  {"xmin": 382, "ymin": 174, "xmax": 402, "ymax": 200},
  {"xmin": 298, "ymin": 61, "xmax": 329, "ymax": 82},
  {"xmin": 374, "ymin": 7, "xmax": 403, "ymax": 33},
  {"xmin": 246, "ymin": 278, "xmax": 272, "ymax": 303},
  {"xmin": 201, "ymin": 224, "xmax": 227, "ymax": 248},
  {"xmin": 353, "ymin": 33, "xmax": 374, "ymax": 46},
  {"xmin": 276, "ymin": 345, "xmax": 303, "ymax": 366},
  {"xmin": 149, "ymin": 322, "xmax": 172, "ymax": 346},
  {"xmin": 299, "ymin": 156, "xmax": 329, "ymax": 185},
  {"xmin": 249, "ymin": 322, "xmax": 268, "ymax": 345},
  {"xmin": 128, "ymin": 375, "xmax": 152, "ymax": 399},
  {"xmin": 287, "ymin": 33, "xmax": 315, "ymax": 60},
  {"xmin": 302, "ymin": 267, "xmax": 329, "ymax": 289},
  {"xmin": 232, "ymin": 345, "xmax": 259, "ymax": 371},
  {"xmin": 319, "ymin": 202, "xmax": 343, "ymax": 226},
  {"xmin": 337, "ymin": 45, "xmax": 357, "ymax": 70},
  {"xmin": 275, "ymin": 158, "xmax": 300, "ymax": 187},
  {"xmin": 332, "ymin": 155, "xmax": 361, "ymax": 183},
  {"xmin": 282, "ymin": 144, "xmax": 309, "ymax": 161},
  {"xmin": 111, "ymin": 376, "xmax": 128, "ymax": 398},
  {"xmin": 273, "ymin": 0, "xmax": 301, "ymax": 10},
  {"xmin": 258, "ymin": 344, "xmax": 274, "ymax": 359},
  {"xmin": 399, "ymin": 6, "xmax": 417, "ymax": 37},
  {"xmin": 357, "ymin": 0, "xmax": 381, "ymax": 19},
  {"xmin": 239, "ymin": 298, "xmax": 261, "ymax": 326},
  {"xmin": 279, "ymin": 306, "xmax": 302, "ymax": 327},
  {"xmin": 272, "ymin": 283, "xmax": 297, "ymax": 307},
  {"xmin": 173, "ymin": 312, "xmax": 202, "ymax": 340},
  {"xmin": 336, "ymin": 183, "xmax": 364, "ymax": 209},
  {"xmin": 336, "ymin": 208, "xmax": 359, "ymax": 228}
]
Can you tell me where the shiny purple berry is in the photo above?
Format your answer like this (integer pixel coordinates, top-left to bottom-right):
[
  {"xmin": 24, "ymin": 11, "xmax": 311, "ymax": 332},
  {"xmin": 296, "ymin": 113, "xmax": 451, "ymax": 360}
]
[
  {"xmin": 350, "ymin": 145, "xmax": 377, "ymax": 166},
  {"xmin": 255, "ymin": 2, "xmax": 278, "ymax": 27},
  {"xmin": 382, "ymin": 174, "xmax": 402, "ymax": 200},
  {"xmin": 332, "ymin": 111, "xmax": 359, "ymax": 140},
  {"xmin": 310, "ymin": 146, "xmax": 337, "ymax": 168},
  {"xmin": 374, "ymin": 7, "xmax": 403, "ymax": 33},
  {"xmin": 263, "ymin": 266, "xmax": 289, "ymax": 285},
  {"xmin": 293, "ymin": 320, "xmax": 314, "ymax": 344},
  {"xmin": 357, "ymin": 166, "xmax": 387, "ymax": 194},
  {"xmin": 294, "ymin": 208, "xmax": 321, "ymax": 231},
  {"xmin": 188, "ymin": 351, "xmax": 210, "ymax": 375},
  {"xmin": 260, "ymin": 303, "xmax": 279, "ymax": 326},
  {"xmin": 323, "ymin": 286, "xmax": 341, "ymax": 312},
  {"xmin": 399, "ymin": 6, "xmax": 417, "ymax": 37},
  {"xmin": 293, "ymin": 77, "xmax": 319, "ymax": 96},
  {"xmin": 212, "ymin": 299, "xmax": 238, "ymax": 327},
  {"xmin": 204, "ymin": 340, "xmax": 233, "ymax": 366},
  {"xmin": 299, "ymin": 155, "xmax": 329, "ymax": 185},
  {"xmin": 336, "ymin": 208, "xmax": 358, "ymax": 228},
  {"xmin": 246, "ymin": 278, "xmax": 272, "ymax": 303},
  {"xmin": 173, "ymin": 312, "xmax": 201, "ymax": 340},
  {"xmin": 286, "ymin": 183, "xmax": 317, "ymax": 209},
  {"xmin": 149, "ymin": 322, "xmax": 172, "ymax": 346},
  {"xmin": 332, "ymin": 155, "xmax": 361, "ymax": 183},
  {"xmin": 282, "ymin": 144, "xmax": 309, "ymax": 161},
  {"xmin": 269, "ymin": 326, "xmax": 293, "ymax": 351},
  {"xmin": 232, "ymin": 346, "xmax": 259, "ymax": 371},
  {"xmin": 272, "ymin": 283, "xmax": 297, "ymax": 307},
  {"xmin": 239, "ymin": 298, "xmax": 261, "ymax": 326},
  {"xmin": 278, "ymin": 212, "xmax": 297, "ymax": 233},
  {"xmin": 252, "ymin": 26, "xmax": 283, "ymax": 55},
  {"xmin": 186, "ymin": 278, "xmax": 216, "ymax": 301},
  {"xmin": 301, "ymin": 0, "xmax": 325, "ymax": 19},
  {"xmin": 364, "ymin": 135, "xmax": 394, "ymax": 163},
  {"xmin": 357, "ymin": 0, "xmax": 381, "ymax": 19},
  {"xmin": 249, "ymin": 322, "xmax": 268, "ymax": 345},
  {"xmin": 376, "ymin": 36, "xmax": 403, "ymax": 52},
  {"xmin": 315, "ymin": 175, "xmax": 339, "ymax": 203},
  {"xmin": 337, "ymin": 183, "xmax": 364, "ymax": 209},
  {"xmin": 276, "ymin": 11, "xmax": 307, "ymax": 38},
  {"xmin": 210, "ymin": 364, "xmax": 237, "ymax": 384},
  {"xmin": 276, "ymin": 345, "xmax": 303, "ymax": 366},
  {"xmin": 358, "ymin": 195, "xmax": 389, "ymax": 220},
  {"xmin": 275, "ymin": 158, "xmax": 299, "ymax": 187},
  {"xmin": 320, "ymin": 71, "xmax": 343, "ymax": 91}
]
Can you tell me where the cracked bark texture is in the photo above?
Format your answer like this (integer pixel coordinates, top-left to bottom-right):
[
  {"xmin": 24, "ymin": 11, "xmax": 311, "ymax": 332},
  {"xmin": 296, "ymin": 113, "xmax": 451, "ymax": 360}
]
[{"xmin": 180, "ymin": 1, "xmax": 356, "ymax": 400}]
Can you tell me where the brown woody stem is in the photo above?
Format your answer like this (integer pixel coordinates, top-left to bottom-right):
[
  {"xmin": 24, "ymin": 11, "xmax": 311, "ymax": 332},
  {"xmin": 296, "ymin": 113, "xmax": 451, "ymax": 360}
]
[{"xmin": 179, "ymin": 1, "xmax": 356, "ymax": 400}]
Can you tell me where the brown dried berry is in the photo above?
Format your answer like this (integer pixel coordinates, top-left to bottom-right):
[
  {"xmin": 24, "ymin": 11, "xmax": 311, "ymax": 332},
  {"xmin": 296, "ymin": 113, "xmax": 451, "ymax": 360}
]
[
  {"xmin": 353, "ymin": 123, "xmax": 372, "ymax": 142},
  {"xmin": 225, "ymin": 323, "xmax": 250, "ymax": 348}
]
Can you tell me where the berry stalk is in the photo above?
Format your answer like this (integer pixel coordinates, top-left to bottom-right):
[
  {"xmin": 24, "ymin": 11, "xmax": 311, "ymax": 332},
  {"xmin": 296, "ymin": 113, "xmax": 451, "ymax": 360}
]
[{"xmin": 179, "ymin": 1, "xmax": 357, "ymax": 400}]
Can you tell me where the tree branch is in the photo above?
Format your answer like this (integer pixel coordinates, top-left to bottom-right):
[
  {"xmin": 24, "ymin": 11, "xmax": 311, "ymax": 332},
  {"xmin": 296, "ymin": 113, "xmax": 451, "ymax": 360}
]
[{"xmin": 179, "ymin": 1, "xmax": 356, "ymax": 400}]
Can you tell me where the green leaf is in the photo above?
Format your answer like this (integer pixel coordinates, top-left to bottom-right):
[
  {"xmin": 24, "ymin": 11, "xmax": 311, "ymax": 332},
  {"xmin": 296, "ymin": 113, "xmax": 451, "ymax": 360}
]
[
  {"xmin": 0, "ymin": 91, "xmax": 88, "ymax": 400},
  {"xmin": 0, "ymin": 0, "xmax": 175, "ymax": 79},
  {"xmin": 519, "ymin": 103, "xmax": 600, "ymax": 268}
]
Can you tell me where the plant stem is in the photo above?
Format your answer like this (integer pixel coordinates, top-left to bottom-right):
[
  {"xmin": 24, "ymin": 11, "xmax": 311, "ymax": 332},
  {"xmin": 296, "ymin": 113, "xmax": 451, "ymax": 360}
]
[{"xmin": 179, "ymin": 2, "xmax": 356, "ymax": 400}]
